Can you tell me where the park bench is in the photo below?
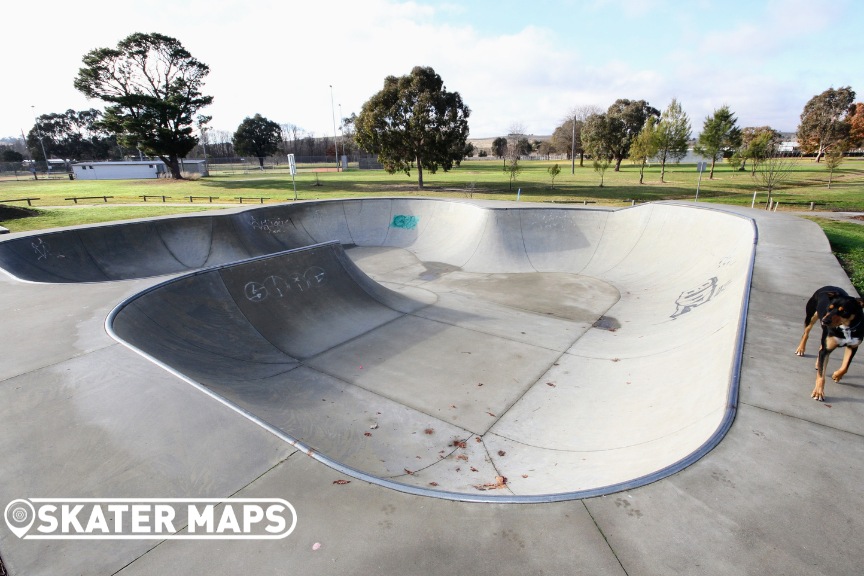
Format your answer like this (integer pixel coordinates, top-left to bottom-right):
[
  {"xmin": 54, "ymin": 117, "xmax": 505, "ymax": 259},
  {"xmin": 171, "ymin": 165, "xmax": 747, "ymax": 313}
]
[
  {"xmin": 549, "ymin": 200, "xmax": 597, "ymax": 206},
  {"xmin": 777, "ymin": 200, "xmax": 827, "ymax": 211},
  {"xmin": 761, "ymin": 200, "xmax": 828, "ymax": 212},
  {"xmin": 0, "ymin": 197, "xmax": 40, "ymax": 206},
  {"xmin": 65, "ymin": 196, "xmax": 113, "ymax": 204},
  {"xmin": 234, "ymin": 197, "xmax": 269, "ymax": 204},
  {"xmin": 140, "ymin": 195, "xmax": 172, "ymax": 202},
  {"xmin": 186, "ymin": 196, "xmax": 220, "ymax": 203}
]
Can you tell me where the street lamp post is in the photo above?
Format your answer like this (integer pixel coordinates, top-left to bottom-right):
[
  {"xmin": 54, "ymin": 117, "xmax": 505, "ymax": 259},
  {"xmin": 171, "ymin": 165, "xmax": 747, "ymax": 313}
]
[
  {"xmin": 329, "ymin": 85, "xmax": 340, "ymax": 171},
  {"xmin": 338, "ymin": 103, "xmax": 346, "ymax": 161},
  {"xmin": 31, "ymin": 106, "xmax": 50, "ymax": 178},
  {"xmin": 200, "ymin": 126, "xmax": 208, "ymax": 163}
]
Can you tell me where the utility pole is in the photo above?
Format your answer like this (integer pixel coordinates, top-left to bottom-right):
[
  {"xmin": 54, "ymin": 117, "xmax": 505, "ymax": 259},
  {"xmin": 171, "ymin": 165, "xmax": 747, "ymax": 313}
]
[
  {"xmin": 338, "ymin": 103, "xmax": 346, "ymax": 161},
  {"xmin": 31, "ymin": 106, "xmax": 49, "ymax": 177},
  {"xmin": 329, "ymin": 85, "xmax": 339, "ymax": 171}
]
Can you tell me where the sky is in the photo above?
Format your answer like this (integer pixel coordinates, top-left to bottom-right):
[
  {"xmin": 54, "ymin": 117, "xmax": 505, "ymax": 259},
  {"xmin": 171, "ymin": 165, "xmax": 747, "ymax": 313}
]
[{"xmin": 3, "ymin": 0, "xmax": 860, "ymax": 142}]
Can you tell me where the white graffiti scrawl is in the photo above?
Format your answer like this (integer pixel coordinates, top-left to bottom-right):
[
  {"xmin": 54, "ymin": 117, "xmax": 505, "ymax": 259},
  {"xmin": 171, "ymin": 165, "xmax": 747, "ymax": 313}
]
[
  {"xmin": 243, "ymin": 266, "xmax": 326, "ymax": 303},
  {"xmin": 31, "ymin": 238, "xmax": 64, "ymax": 261}
]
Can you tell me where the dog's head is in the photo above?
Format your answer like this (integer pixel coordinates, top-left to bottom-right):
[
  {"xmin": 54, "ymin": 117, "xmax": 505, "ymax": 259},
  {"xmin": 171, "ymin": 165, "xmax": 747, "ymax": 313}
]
[{"xmin": 821, "ymin": 294, "xmax": 864, "ymax": 329}]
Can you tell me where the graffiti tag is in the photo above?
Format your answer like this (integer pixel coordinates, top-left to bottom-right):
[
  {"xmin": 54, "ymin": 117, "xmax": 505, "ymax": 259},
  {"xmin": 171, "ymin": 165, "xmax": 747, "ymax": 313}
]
[
  {"xmin": 244, "ymin": 266, "xmax": 326, "ymax": 303},
  {"xmin": 391, "ymin": 215, "xmax": 419, "ymax": 230}
]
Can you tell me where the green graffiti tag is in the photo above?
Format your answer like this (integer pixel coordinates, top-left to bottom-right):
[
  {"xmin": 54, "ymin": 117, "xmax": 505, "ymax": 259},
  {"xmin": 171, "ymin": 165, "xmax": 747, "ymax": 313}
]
[{"xmin": 391, "ymin": 215, "xmax": 420, "ymax": 230}]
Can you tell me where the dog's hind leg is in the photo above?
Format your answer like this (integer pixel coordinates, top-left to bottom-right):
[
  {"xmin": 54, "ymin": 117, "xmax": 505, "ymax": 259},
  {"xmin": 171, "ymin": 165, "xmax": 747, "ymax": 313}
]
[{"xmin": 832, "ymin": 346, "xmax": 859, "ymax": 383}]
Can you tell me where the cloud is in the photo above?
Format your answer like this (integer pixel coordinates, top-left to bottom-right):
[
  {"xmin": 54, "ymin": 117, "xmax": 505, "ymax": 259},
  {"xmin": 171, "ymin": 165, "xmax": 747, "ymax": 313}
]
[{"xmin": 3, "ymin": 0, "xmax": 859, "ymax": 142}]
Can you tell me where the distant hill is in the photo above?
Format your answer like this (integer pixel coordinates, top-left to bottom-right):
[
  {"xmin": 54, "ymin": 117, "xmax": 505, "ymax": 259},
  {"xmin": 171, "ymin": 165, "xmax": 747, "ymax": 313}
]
[{"xmin": 468, "ymin": 135, "xmax": 552, "ymax": 153}]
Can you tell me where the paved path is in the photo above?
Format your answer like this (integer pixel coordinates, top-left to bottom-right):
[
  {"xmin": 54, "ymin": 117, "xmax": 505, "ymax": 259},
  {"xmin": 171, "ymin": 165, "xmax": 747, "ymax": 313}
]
[{"xmin": 0, "ymin": 200, "xmax": 862, "ymax": 575}]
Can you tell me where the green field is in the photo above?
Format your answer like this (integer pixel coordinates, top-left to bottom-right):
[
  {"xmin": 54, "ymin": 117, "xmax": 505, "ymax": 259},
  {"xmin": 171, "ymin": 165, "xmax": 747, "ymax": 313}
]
[
  {"xmin": 806, "ymin": 217, "xmax": 864, "ymax": 293},
  {"xmin": 3, "ymin": 158, "xmax": 864, "ymax": 291},
  {"xmin": 2, "ymin": 157, "xmax": 863, "ymax": 224}
]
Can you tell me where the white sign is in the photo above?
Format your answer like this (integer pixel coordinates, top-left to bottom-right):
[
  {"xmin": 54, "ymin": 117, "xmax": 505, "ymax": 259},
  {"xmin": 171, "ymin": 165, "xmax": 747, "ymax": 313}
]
[
  {"xmin": 5, "ymin": 497, "xmax": 297, "ymax": 540},
  {"xmin": 697, "ymin": 161, "xmax": 708, "ymax": 172},
  {"xmin": 288, "ymin": 154, "xmax": 296, "ymax": 176}
]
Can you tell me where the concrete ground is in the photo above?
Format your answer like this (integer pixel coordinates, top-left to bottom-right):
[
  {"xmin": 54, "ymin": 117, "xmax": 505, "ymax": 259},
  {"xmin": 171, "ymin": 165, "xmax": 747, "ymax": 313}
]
[{"xmin": 1, "ymin": 199, "xmax": 863, "ymax": 575}]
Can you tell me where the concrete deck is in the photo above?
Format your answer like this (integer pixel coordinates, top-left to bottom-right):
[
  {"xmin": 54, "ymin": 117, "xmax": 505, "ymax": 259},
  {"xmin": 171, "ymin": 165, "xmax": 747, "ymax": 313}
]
[{"xmin": 1, "ymin": 199, "xmax": 863, "ymax": 575}]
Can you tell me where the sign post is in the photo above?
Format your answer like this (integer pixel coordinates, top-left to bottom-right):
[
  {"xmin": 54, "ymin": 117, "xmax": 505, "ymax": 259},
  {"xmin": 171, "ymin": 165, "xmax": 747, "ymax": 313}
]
[
  {"xmin": 695, "ymin": 161, "xmax": 707, "ymax": 202},
  {"xmin": 288, "ymin": 154, "xmax": 297, "ymax": 201}
]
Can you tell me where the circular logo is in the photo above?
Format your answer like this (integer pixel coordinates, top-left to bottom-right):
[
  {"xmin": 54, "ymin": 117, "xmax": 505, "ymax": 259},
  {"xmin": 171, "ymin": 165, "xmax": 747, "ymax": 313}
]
[{"xmin": 4, "ymin": 499, "xmax": 35, "ymax": 538}]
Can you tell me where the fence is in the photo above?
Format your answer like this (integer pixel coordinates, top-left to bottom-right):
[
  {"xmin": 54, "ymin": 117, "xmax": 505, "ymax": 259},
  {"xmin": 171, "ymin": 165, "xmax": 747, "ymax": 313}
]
[
  {"xmin": 202, "ymin": 155, "xmax": 382, "ymax": 174},
  {"xmin": 0, "ymin": 155, "xmax": 388, "ymax": 180},
  {"xmin": 0, "ymin": 160, "xmax": 71, "ymax": 180}
]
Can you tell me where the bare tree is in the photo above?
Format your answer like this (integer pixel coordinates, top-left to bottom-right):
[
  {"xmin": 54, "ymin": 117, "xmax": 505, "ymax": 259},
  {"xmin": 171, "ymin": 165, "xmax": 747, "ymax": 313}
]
[
  {"xmin": 506, "ymin": 123, "xmax": 526, "ymax": 160},
  {"xmin": 504, "ymin": 123, "xmax": 526, "ymax": 191},
  {"xmin": 203, "ymin": 130, "xmax": 234, "ymax": 158},
  {"xmin": 280, "ymin": 123, "xmax": 295, "ymax": 155},
  {"xmin": 752, "ymin": 154, "xmax": 794, "ymax": 206},
  {"xmin": 554, "ymin": 105, "xmax": 602, "ymax": 173}
]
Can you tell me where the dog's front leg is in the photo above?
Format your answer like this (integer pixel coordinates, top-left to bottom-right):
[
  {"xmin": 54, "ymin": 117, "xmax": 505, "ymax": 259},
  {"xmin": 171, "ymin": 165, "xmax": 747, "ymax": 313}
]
[
  {"xmin": 813, "ymin": 339, "xmax": 836, "ymax": 401},
  {"xmin": 832, "ymin": 345, "xmax": 859, "ymax": 383},
  {"xmin": 797, "ymin": 312, "xmax": 818, "ymax": 356}
]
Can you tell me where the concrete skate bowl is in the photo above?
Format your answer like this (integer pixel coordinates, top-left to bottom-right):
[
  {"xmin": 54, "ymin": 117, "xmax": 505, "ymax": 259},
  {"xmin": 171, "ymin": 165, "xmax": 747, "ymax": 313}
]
[{"xmin": 0, "ymin": 199, "xmax": 755, "ymax": 501}]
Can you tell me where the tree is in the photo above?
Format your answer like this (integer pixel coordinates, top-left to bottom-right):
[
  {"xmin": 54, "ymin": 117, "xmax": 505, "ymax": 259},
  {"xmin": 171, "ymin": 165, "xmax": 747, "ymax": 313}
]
[
  {"xmin": 797, "ymin": 87, "xmax": 855, "ymax": 162},
  {"xmin": 606, "ymin": 99, "xmax": 660, "ymax": 171},
  {"xmin": 694, "ymin": 105, "xmax": 741, "ymax": 179},
  {"xmin": 847, "ymin": 102, "xmax": 864, "ymax": 148},
  {"xmin": 733, "ymin": 126, "xmax": 782, "ymax": 174},
  {"xmin": 1, "ymin": 148, "xmax": 25, "ymax": 176},
  {"xmin": 628, "ymin": 116, "xmax": 659, "ymax": 184},
  {"xmin": 27, "ymin": 109, "xmax": 117, "ymax": 161},
  {"xmin": 553, "ymin": 105, "xmax": 602, "ymax": 172},
  {"xmin": 354, "ymin": 66, "xmax": 470, "ymax": 188},
  {"xmin": 824, "ymin": 146, "xmax": 845, "ymax": 189},
  {"xmin": 582, "ymin": 113, "xmax": 615, "ymax": 187},
  {"xmin": 491, "ymin": 137, "xmax": 508, "ymax": 160},
  {"xmin": 279, "ymin": 123, "xmax": 300, "ymax": 155},
  {"xmin": 752, "ymin": 154, "xmax": 794, "ymax": 205},
  {"xmin": 552, "ymin": 119, "xmax": 579, "ymax": 162},
  {"xmin": 536, "ymin": 140, "xmax": 556, "ymax": 159},
  {"xmin": 74, "ymin": 32, "xmax": 214, "ymax": 179},
  {"xmin": 2, "ymin": 149, "xmax": 24, "ymax": 163},
  {"xmin": 232, "ymin": 114, "xmax": 282, "ymax": 168},
  {"xmin": 198, "ymin": 129, "xmax": 235, "ymax": 158},
  {"xmin": 504, "ymin": 159, "xmax": 521, "ymax": 191},
  {"xmin": 503, "ymin": 126, "xmax": 527, "ymax": 191},
  {"xmin": 654, "ymin": 99, "xmax": 691, "ymax": 182},
  {"xmin": 547, "ymin": 163, "xmax": 561, "ymax": 188},
  {"xmin": 506, "ymin": 126, "xmax": 531, "ymax": 164},
  {"xmin": 516, "ymin": 137, "xmax": 533, "ymax": 157}
]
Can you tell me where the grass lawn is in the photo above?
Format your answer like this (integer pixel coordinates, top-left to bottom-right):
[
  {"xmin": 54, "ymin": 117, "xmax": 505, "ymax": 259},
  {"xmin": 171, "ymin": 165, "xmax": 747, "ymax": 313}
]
[
  {"xmin": 0, "ymin": 205, "xmax": 223, "ymax": 233},
  {"xmin": 3, "ymin": 158, "xmax": 864, "ymax": 289},
  {"xmin": 806, "ymin": 217, "xmax": 864, "ymax": 294},
  {"xmin": 2, "ymin": 157, "xmax": 863, "ymax": 215}
]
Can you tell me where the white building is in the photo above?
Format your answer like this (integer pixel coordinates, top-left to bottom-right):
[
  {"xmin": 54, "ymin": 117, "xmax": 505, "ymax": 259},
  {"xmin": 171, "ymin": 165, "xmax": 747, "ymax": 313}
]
[
  {"xmin": 778, "ymin": 141, "xmax": 800, "ymax": 154},
  {"xmin": 72, "ymin": 159, "xmax": 208, "ymax": 180}
]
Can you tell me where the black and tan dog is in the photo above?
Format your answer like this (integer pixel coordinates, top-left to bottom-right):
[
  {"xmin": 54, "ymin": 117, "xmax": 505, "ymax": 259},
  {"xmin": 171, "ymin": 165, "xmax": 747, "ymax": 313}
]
[{"xmin": 796, "ymin": 286, "xmax": 864, "ymax": 401}]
